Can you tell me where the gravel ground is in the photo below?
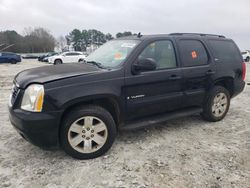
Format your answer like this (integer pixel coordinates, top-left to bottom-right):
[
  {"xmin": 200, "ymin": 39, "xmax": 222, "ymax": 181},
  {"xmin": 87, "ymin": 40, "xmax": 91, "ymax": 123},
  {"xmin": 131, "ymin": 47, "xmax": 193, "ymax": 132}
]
[{"xmin": 0, "ymin": 59, "xmax": 249, "ymax": 188}]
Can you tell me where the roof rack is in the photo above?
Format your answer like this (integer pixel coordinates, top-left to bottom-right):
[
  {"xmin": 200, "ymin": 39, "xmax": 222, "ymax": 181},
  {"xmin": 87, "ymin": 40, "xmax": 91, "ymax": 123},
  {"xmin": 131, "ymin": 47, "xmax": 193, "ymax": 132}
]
[{"xmin": 169, "ymin": 33, "xmax": 225, "ymax": 38}]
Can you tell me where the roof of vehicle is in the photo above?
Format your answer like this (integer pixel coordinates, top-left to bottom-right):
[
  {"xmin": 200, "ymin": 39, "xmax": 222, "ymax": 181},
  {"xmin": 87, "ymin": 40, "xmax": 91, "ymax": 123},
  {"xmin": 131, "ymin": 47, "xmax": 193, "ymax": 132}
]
[
  {"xmin": 115, "ymin": 33, "xmax": 228, "ymax": 41},
  {"xmin": 0, "ymin": 52, "xmax": 17, "ymax": 55}
]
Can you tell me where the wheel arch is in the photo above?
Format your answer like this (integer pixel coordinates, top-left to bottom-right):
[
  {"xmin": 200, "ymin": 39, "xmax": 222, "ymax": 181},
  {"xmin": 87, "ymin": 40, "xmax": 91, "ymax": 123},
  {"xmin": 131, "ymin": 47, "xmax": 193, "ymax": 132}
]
[
  {"xmin": 60, "ymin": 95, "xmax": 123, "ymax": 129},
  {"xmin": 54, "ymin": 58, "xmax": 63, "ymax": 64},
  {"xmin": 213, "ymin": 77, "xmax": 234, "ymax": 97}
]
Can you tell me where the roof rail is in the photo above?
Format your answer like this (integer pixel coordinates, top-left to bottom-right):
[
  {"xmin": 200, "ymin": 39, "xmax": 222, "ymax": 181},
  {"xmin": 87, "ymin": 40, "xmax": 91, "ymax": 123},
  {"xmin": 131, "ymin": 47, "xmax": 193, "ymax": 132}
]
[{"xmin": 169, "ymin": 33, "xmax": 225, "ymax": 38}]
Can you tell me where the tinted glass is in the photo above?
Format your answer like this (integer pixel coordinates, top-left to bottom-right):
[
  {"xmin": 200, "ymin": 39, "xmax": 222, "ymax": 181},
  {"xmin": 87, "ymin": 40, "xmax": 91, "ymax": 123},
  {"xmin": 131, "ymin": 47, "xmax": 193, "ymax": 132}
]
[
  {"xmin": 209, "ymin": 40, "xmax": 242, "ymax": 63},
  {"xmin": 72, "ymin": 52, "xmax": 81, "ymax": 55},
  {"xmin": 139, "ymin": 40, "xmax": 177, "ymax": 69},
  {"xmin": 179, "ymin": 40, "xmax": 208, "ymax": 67}
]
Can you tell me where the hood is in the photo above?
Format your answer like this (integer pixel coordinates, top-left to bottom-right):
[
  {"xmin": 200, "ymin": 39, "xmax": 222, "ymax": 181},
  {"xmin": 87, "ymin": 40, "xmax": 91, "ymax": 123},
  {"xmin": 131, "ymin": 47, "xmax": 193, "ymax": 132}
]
[{"xmin": 15, "ymin": 63, "xmax": 101, "ymax": 88}]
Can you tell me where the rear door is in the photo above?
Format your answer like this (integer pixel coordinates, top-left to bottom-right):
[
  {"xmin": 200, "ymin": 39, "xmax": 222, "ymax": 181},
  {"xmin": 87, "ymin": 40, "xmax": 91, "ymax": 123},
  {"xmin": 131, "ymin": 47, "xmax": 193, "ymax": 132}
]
[
  {"xmin": 176, "ymin": 38, "xmax": 214, "ymax": 107},
  {"xmin": 70, "ymin": 52, "xmax": 80, "ymax": 62},
  {"xmin": 124, "ymin": 39, "xmax": 184, "ymax": 120},
  {"xmin": 64, "ymin": 52, "xmax": 77, "ymax": 63}
]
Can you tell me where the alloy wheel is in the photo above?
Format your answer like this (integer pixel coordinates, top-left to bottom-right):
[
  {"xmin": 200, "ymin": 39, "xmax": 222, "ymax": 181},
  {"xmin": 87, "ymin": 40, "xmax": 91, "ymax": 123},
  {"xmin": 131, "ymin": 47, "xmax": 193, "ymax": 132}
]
[{"xmin": 67, "ymin": 116, "xmax": 108, "ymax": 153}]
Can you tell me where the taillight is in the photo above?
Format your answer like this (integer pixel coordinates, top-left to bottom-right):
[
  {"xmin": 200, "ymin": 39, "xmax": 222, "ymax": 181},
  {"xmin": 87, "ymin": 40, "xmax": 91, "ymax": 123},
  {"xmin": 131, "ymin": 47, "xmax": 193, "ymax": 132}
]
[{"xmin": 242, "ymin": 62, "xmax": 246, "ymax": 81}]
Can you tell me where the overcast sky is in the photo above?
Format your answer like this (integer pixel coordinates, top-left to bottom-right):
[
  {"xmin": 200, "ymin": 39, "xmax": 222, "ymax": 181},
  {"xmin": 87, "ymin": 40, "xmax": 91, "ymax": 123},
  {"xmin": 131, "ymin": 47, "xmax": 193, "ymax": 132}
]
[{"xmin": 0, "ymin": 0, "xmax": 249, "ymax": 49}]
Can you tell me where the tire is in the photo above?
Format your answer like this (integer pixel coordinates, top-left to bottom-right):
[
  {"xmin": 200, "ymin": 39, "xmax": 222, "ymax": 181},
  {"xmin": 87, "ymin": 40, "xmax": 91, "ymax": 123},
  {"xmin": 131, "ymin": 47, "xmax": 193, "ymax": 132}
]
[
  {"xmin": 60, "ymin": 105, "xmax": 117, "ymax": 159},
  {"xmin": 201, "ymin": 86, "xmax": 230, "ymax": 122},
  {"xmin": 246, "ymin": 57, "xmax": 250, "ymax": 62},
  {"xmin": 10, "ymin": 59, "xmax": 17, "ymax": 64},
  {"xmin": 54, "ymin": 59, "xmax": 62, "ymax": 65}
]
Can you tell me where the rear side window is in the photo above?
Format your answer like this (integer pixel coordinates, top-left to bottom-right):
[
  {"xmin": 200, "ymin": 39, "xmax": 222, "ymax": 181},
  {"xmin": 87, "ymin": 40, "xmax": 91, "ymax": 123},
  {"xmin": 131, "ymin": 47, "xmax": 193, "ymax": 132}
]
[
  {"xmin": 179, "ymin": 40, "xmax": 208, "ymax": 67},
  {"xmin": 208, "ymin": 40, "xmax": 242, "ymax": 63}
]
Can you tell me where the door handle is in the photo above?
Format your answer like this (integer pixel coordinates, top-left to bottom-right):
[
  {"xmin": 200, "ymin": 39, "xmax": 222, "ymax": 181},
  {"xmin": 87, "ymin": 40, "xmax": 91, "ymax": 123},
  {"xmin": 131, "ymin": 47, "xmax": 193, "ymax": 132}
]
[
  {"xmin": 206, "ymin": 70, "xmax": 215, "ymax": 75},
  {"xmin": 169, "ymin": 75, "xmax": 182, "ymax": 80}
]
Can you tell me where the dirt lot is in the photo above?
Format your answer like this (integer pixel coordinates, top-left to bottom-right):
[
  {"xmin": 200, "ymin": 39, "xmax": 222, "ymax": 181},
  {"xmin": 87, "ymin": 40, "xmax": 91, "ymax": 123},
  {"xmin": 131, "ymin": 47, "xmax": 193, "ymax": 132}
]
[{"xmin": 0, "ymin": 59, "xmax": 249, "ymax": 188}]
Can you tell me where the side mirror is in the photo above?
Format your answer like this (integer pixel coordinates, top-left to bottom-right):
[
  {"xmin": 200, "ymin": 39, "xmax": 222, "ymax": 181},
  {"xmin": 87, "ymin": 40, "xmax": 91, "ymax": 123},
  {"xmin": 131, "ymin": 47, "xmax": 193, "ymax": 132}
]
[{"xmin": 132, "ymin": 58, "xmax": 156, "ymax": 73}]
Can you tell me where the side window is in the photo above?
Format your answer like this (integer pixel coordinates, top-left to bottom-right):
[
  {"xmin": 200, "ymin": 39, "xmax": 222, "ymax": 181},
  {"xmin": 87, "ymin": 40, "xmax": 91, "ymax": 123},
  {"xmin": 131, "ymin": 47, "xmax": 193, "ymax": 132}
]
[
  {"xmin": 139, "ymin": 40, "xmax": 177, "ymax": 69},
  {"xmin": 179, "ymin": 40, "xmax": 208, "ymax": 67},
  {"xmin": 65, "ymin": 53, "xmax": 75, "ymax": 56},
  {"xmin": 208, "ymin": 40, "xmax": 242, "ymax": 63},
  {"xmin": 72, "ymin": 52, "xmax": 80, "ymax": 56}
]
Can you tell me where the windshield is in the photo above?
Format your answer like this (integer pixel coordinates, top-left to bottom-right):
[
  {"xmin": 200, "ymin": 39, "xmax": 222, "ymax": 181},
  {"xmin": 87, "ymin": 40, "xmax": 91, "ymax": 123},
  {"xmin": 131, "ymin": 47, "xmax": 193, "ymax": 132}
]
[{"xmin": 85, "ymin": 40, "xmax": 140, "ymax": 68}]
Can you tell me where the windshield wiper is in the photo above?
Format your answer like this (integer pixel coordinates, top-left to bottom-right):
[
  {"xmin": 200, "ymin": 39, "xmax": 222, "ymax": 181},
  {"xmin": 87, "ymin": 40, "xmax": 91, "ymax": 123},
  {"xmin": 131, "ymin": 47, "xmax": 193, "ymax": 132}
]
[{"xmin": 85, "ymin": 61, "xmax": 106, "ymax": 69}]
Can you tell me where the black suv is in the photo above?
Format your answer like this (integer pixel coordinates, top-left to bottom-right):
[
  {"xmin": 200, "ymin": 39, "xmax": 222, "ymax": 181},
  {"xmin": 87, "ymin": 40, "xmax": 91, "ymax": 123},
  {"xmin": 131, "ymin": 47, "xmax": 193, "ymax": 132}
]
[{"xmin": 9, "ymin": 33, "xmax": 246, "ymax": 159}]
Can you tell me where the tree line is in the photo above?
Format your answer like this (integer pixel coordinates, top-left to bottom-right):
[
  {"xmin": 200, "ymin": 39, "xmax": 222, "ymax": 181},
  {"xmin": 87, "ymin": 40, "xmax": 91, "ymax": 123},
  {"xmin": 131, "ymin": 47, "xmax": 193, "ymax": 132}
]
[
  {"xmin": 0, "ymin": 28, "xmax": 56, "ymax": 53},
  {"xmin": 66, "ymin": 29, "xmax": 136, "ymax": 52},
  {"xmin": 0, "ymin": 27, "xmax": 136, "ymax": 53}
]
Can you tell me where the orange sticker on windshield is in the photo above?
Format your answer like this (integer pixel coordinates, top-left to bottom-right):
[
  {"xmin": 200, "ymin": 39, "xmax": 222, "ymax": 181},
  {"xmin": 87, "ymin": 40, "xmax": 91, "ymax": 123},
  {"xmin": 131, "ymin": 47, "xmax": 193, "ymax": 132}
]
[
  {"xmin": 191, "ymin": 51, "xmax": 197, "ymax": 59},
  {"xmin": 115, "ymin": 53, "xmax": 122, "ymax": 59}
]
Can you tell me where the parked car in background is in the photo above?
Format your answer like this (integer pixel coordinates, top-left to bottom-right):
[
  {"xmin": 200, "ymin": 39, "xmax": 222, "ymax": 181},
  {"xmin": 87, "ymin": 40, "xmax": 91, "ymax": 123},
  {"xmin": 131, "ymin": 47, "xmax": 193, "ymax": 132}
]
[
  {"xmin": 22, "ymin": 54, "xmax": 40, "ymax": 59},
  {"xmin": 48, "ymin": 51, "xmax": 86, "ymax": 64},
  {"xmin": 0, "ymin": 52, "xmax": 21, "ymax": 64},
  {"xmin": 38, "ymin": 52, "xmax": 58, "ymax": 62},
  {"xmin": 241, "ymin": 51, "xmax": 250, "ymax": 62}
]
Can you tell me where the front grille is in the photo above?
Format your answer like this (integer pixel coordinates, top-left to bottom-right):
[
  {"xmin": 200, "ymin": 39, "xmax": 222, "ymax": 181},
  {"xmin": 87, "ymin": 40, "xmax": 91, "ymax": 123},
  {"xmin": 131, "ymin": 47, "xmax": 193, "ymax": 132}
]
[{"xmin": 10, "ymin": 84, "xmax": 20, "ymax": 106}]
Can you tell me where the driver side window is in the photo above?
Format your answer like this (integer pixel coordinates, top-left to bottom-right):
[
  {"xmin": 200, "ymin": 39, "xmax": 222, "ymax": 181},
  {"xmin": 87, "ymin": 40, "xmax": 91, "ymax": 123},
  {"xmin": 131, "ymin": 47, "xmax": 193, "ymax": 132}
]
[{"xmin": 139, "ymin": 40, "xmax": 177, "ymax": 69}]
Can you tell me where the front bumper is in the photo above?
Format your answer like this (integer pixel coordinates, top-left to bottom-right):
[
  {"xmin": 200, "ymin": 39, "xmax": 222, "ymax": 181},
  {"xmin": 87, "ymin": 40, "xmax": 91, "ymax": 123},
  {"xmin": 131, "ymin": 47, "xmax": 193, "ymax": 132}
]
[{"xmin": 9, "ymin": 107, "xmax": 62, "ymax": 149}]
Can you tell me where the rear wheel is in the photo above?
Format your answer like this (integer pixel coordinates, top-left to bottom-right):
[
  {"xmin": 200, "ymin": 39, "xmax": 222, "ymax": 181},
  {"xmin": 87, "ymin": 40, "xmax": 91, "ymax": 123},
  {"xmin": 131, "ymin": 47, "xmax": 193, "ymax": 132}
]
[
  {"xmin": 201, "ymin": 86, "xmax": 230, "ymax": 122},
  {"xmin": 60, "ymin": 105, "xmax": 117, "ymax": 159},
  {"xmin": 54, "ymin": 59, "xmax": 62, "ymax": 65},
  {"xmin": 10, "ymin": 59, "xmax": 17, "ymax": 64},
  {"xmin": 246, "ymin": 57, "xmax": 250, "ymax": 62}
]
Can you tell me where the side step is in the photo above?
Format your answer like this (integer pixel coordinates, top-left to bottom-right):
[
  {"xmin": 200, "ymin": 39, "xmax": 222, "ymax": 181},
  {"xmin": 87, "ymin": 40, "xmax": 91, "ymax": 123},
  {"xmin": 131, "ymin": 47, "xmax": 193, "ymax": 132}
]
[{"xmin": 120, "ymin": 107, "xmax": 202, "ymax": 131}]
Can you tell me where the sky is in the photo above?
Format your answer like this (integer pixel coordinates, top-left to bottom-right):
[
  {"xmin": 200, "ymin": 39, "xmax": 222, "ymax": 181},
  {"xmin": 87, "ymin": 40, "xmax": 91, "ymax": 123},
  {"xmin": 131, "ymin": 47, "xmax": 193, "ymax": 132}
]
[{"xmin": 0, "ymin": 0, "xmax": 249, "ymax": 50}]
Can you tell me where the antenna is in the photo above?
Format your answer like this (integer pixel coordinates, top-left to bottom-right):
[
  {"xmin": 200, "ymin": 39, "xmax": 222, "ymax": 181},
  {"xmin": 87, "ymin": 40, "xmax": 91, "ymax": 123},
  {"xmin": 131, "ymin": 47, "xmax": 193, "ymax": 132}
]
[{"xmin": 137, "ymin": 32, "xmax": 142, "ymax": 38}]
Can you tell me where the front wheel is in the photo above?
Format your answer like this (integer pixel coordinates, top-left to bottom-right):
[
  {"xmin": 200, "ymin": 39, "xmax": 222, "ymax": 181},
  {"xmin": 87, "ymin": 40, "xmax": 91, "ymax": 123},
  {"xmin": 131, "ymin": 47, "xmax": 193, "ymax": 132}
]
[
  {"xmin": 201, "ymin": 86, "xmax": 230, "ymax": 122},
  {"xmin": 60, "ymin": 105, "xmax": 117, "ymax": 159},
  {"xmin": 54, "ymin": 59, "xmax": 62, "ymax": 65}
]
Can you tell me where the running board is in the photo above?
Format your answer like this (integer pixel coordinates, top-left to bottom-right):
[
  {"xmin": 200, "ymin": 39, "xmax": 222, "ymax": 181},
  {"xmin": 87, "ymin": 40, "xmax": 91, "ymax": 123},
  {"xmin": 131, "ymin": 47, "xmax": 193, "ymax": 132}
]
[{"xmin": 120, "ymin": 107, "xmax": 202, "ymax": 131}]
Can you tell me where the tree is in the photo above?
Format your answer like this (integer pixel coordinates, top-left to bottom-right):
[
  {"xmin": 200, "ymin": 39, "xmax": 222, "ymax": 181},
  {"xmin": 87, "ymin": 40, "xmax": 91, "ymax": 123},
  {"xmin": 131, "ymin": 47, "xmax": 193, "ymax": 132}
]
[
  {"xmin": 56, "ymin": 36, "xmax": 67, "ymax": 52},
  {"xmin": 116, "ymin": 31, "xmax": 133, "ymax": 38},
  {"xmin": 67, "ymin": 29, "xmax": 111, "ymax": 51},
  {"xmin": 116, "ymin": 32, "xmax": 123, "ymax": 38},
  {"xmin": 68, "ymin": 29, "xmax": 83, "ymax": 51},
  {"xmin": 0, "ymin": 27, "xmax": 56, "ymax": 53},
  {"xmin": 105, "ymin": 33, "xmax": 114, "ymax": 41},
  {"xmin": 0, "ymin": 30, "xmax": 23, "ymax": 52}
]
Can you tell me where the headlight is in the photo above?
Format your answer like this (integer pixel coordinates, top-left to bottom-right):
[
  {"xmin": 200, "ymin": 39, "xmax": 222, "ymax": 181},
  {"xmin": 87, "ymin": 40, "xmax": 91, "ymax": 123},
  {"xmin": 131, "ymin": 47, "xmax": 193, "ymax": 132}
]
[{"xmin": 21, "ymin": 84, "xmax": 44, "ymax": 112}]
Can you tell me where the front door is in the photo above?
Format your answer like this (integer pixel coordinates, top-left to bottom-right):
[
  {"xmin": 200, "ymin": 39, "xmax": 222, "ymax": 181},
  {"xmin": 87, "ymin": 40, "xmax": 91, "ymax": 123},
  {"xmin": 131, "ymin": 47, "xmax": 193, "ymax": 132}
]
[{"xmin": 125, "ymin": 39, "xmax": 184, "ymax": 120}]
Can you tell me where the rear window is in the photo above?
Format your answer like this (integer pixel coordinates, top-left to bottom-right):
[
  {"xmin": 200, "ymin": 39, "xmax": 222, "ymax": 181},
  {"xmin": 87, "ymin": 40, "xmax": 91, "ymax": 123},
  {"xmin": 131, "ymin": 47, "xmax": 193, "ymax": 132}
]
[
  {"xmin": 179, "ymin": 40, "xmax": 208, "ymax": 67},
  {"xmin": 208, "ymin": 40, "xmax": 242, "ymax": 63}
]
